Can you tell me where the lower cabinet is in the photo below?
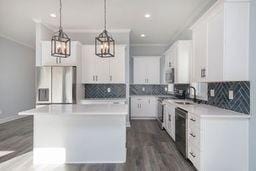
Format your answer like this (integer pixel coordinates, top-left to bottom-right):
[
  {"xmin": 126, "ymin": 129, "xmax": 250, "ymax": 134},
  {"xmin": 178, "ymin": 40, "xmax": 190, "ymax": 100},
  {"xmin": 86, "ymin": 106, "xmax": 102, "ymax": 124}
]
[
  {"xmin": 163, "ymin": 103, "xmax": 175, "ymax": 141},
  {"xmin": 187, "ymin": 112, "xmax": 249, "ymax": 171},
  {"xmin": 130, "ymin": 96, "xmax": 157, "ymax": 119}
]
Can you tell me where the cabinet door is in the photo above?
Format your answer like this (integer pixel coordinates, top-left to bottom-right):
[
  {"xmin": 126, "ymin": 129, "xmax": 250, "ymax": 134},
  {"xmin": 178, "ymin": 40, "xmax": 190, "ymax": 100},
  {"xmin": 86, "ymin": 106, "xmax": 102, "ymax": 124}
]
[
  {"xmin": 131, "ymin": 98, "xmax": 143, "ymax": 118},
  {"xmin": 207, "ymin": 8, "xmax": 224, "ymax": 82},
  {"xmin": 146, "ymin": 58, "xmax": 160, "ymax": 84},
  {"xmin": 109, "ymin": 45, "xmax": 125, "ymax": 83},
  {"xmin": 192, "ymin": 20, "xmax": 207, "ymax": 82},
  {"xmin": 82, "ymin": 45, "xmax": 96, "ymax": 83},
  {"xmin": 143, "ymin": 97, "xmax": 157, "ymax": 118},
  {"xmin": 166, "ymin": 104, "xmax": 176, "ymax": 140},
  {"xmin": 94, "ymin": 56, "xmax": 109, "ymax": 83},
  {"xmin": 133, "ymin": 57, "xmax": 147, "ymax": 84}
]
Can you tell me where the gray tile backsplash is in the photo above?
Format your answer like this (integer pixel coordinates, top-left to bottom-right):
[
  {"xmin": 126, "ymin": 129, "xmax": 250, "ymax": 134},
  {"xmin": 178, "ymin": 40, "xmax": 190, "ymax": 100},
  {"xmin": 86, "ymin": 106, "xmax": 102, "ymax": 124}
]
[
  {"xmin": 207, "ymin": 81, "xmax": 250, "ymax": 114},
  {"xmin": 130, "ymin": 84, "xmax": 168, "ymax": 95},
  {"xmin": 84, "ymin": 84, "xmax": 126, "ymax": 98}
]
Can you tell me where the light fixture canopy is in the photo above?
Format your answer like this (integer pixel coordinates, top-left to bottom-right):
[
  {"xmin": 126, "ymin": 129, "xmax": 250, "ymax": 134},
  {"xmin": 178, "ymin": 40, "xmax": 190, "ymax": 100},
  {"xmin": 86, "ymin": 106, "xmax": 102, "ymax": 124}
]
[
  {"xmin": 95, "ymin": 0, "xmax": 115, "ymax": 58},
  {"xmin": 51, "ymin": 0, "xmax": 71, "ymax": 63}
]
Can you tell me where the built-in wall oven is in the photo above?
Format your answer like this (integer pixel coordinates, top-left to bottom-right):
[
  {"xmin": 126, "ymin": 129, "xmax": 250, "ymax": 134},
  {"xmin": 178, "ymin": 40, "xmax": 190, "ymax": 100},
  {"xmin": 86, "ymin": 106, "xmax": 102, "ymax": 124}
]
[{"xmin": 175, "ymin": 107, "xmax": 188, "ymax": 158}]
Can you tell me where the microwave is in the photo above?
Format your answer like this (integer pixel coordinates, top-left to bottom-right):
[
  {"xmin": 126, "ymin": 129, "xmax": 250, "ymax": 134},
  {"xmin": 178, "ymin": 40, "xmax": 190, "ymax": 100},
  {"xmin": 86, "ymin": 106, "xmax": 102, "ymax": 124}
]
[{"xmin": 165, "ymin": 68, "xmax": 175, "ymax": 83}]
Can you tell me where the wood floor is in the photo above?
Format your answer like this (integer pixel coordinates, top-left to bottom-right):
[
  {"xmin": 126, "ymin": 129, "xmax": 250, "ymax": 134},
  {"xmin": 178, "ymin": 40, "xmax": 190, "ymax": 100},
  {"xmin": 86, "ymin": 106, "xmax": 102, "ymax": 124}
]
[{"xmin": 0, "ymin": 117, "xmax": 195, "ymax": 171}]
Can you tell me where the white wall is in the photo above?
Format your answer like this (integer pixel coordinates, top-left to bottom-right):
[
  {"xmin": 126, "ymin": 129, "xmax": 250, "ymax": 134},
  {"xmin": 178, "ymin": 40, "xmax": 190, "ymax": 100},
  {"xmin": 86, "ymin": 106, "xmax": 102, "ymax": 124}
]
[
  {"xmin": 249, "ymin": 0, "xmax": 256, "ymax": 170},
  {"xmin": 0, "ymin": 36, "xmax": 35, "ymax": 118}
]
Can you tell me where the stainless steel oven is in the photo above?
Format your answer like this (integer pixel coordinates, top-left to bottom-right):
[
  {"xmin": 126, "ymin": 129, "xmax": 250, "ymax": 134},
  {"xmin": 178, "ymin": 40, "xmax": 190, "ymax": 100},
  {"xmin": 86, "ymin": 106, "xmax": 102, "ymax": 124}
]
[{"xmin": 175, "ymin": 107, "xmax": 188, "ymax": 158}]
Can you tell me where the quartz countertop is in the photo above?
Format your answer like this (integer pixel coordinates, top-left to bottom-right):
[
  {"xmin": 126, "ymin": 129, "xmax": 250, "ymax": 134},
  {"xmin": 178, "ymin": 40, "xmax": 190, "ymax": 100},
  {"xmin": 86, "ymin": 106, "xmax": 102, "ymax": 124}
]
[
  {"xmin": 164, "ymin": 99, "xmax": 250, "ymax": 119},
  {"xmin": 19, "ymin": 104, "xmax": 128, "ymax": 116}
]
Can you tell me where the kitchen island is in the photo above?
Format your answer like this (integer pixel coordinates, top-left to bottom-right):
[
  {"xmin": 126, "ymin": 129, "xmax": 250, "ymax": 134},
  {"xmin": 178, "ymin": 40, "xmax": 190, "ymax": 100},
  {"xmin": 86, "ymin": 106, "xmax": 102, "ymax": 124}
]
[{"xmin": 19, "ymin": 104, "xmax": 128, "ymax": 164}]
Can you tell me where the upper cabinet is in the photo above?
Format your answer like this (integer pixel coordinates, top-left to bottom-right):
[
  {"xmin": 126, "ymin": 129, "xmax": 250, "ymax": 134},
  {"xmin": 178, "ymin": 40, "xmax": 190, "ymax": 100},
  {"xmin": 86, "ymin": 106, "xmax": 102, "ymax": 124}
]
[
  {"xmin": 190, "ymin": 0, "xmax": 250, "ymax": 82},
  {"xmin": 133, "ymin": 56, "xmax": 160, "ymax": 84},
  {"xmin": 81, "ymin": 45, "xmax": 126, "ymax": 84},
  {"xmin": 41, "ymin": 41, "xmax": 81, "ymax": 66},
  {"xmin": 164, "ymin": 40, "xmax": 192, "ymax": 84}
]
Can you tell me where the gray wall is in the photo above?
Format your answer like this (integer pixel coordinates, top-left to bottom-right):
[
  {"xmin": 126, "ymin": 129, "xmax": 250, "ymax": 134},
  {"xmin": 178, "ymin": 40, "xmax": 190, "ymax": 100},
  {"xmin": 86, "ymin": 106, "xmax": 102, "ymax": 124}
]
[
  {"xmin": 0, "ymin": 36, "xmax": 35, "ymax": 118},
  {"xmin": 249, "ymin": 0, "xmax": 256, "ymax": 170}
]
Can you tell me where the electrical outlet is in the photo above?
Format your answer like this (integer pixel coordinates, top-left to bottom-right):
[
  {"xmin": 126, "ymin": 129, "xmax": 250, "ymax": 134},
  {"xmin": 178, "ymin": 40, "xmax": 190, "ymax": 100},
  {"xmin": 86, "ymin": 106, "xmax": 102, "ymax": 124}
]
[
  {"xmin": 210, "ymin": 89, "xmax": 215, "ymax": 97},
  {"xmin": 107, "ymin": 88, "xmax": 111, "ymax": 93},
  {"xmin": 142, "ymin": 87, "xmax": 145, "ymax": 91},
  {"xmin": 229, "ymin": 90, "xmax": 234, "ymax": 100},
  {"xmin": 164, "ymin": 87, "xmax": 168, "ymax": 92}
]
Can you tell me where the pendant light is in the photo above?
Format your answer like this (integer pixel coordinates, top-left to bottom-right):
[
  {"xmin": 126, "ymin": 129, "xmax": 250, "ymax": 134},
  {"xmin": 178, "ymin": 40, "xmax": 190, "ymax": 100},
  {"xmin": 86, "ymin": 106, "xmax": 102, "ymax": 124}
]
[
  {"xmin": 95, "ymin": 0, "xmax": 115, "ymax": 58},
  {"xmin": 51, "ymin": 0, "xmax": 71, "ymax": 63}
]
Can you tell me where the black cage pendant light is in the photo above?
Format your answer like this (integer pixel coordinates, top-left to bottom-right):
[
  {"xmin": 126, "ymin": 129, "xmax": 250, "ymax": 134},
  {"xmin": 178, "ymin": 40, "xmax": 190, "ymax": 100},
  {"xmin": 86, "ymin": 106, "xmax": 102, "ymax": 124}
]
[
  {"xmin": 51, "ymin": 0, "xmax": 71, "ymax": 63},
  {"xmin": 95, "ymin": 0, "xmax": 115, "ymax": 58}
]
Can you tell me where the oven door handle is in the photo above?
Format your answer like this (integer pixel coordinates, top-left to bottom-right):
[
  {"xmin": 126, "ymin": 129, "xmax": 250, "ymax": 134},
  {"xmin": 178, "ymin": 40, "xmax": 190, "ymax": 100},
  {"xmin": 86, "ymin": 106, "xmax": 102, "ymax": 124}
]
[{"xmin": 175, "ymin": 112, "xmax": 186, "ymax": 119}]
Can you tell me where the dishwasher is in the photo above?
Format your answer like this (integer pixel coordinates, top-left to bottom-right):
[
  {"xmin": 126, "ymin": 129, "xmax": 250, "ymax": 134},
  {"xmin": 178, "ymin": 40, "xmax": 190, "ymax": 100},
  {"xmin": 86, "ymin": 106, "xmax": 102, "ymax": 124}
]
[{"xmin": 175, "ymin": 107, "xmax": 188, "ymax": 158}]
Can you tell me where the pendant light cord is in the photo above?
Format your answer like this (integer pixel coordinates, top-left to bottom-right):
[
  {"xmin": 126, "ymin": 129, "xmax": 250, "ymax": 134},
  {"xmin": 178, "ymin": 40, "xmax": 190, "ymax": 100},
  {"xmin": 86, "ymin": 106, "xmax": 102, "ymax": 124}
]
[
  {"xmin": 59, "ymin": 0, "xmax": 62, "ymax": 30},
  {"xmin": 104, "ymin": 0, "xmax": 106, "ymax": 30}
]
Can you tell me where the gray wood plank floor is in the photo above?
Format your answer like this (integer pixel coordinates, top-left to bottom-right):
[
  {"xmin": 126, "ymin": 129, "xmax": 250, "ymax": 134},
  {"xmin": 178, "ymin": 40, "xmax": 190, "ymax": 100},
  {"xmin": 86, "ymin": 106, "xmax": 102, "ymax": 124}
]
[{"xmin": 0, "ymin": 117, "xmax": 195, "ymax": 171}]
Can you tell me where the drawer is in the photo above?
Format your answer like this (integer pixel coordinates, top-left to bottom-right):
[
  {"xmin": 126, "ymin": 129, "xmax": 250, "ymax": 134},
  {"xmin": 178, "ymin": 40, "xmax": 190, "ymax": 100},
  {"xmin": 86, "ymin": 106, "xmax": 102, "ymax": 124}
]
[
  {"xmin": 188, "ymin": 145, "xmax": 200, "ymax": 170},
  {"xmin": 188, "ymin": 125, "xmax": 200, "ymax": 147},
  {"xmin": 188, "ymin": 113, "xmax": 200, "ymax": 129}
]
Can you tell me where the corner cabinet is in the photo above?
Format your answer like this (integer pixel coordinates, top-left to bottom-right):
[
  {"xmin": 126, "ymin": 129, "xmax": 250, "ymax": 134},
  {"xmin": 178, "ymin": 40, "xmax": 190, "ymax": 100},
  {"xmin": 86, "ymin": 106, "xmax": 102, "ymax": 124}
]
[
  {"xmin": 190, "ymin": 0, "xmax": 250, "ymax": 82},
  {"xmin": 133, "ymin": 56, "xmax": 160, "ymax": 84},
  {"xmin": 130, "ymin": 96, "xmax": 157, "ymax": 119},
  {"xmin": 81, "ymin": 45, "xmax": 126, "ymax": 84},
  {"xmin": 41, "ymin": 41, "xmax": 81, "ymax": 66}
]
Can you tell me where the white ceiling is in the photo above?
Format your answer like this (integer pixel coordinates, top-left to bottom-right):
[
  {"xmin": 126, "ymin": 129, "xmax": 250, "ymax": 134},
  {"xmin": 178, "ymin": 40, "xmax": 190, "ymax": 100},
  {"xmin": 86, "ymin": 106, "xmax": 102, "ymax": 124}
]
[{"xmin": 0, "ymin": 0, "xmax": 216, "ymax": 48}]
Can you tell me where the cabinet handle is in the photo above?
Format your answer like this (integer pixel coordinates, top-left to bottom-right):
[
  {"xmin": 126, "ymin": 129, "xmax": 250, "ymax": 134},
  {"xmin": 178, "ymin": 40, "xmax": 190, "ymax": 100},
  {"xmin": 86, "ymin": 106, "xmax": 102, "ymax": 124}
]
[
  {"xmin": 169, "ymin": 62, "xmax": 171, "ymax": 67},
  {"xmin": 148, "ymin": 99, "xmax": 150, "ymax": 104},
  {"xmin": 138, "ymin": 104, "xmax": 139, "ymax": 108},
  {"xmin": 190, "ymin": 152, "xmax": 196, "ymax": 158},
  {"xmin": 190, "ymin": 133, "xmax": 196, "ymax": 138},
  {"xmin": 168, "ymin": 114, "xmax": 171, "ymax": 121},
  {"xmin": 93, "ymin": 76, "xmax": 95, "ymax": 81},
  {"xmin": 96, "ymin": 76, "xmax": 98, "ymax": 81},
  {"xmin": 110, "ymin": 75, "xmax": 112, "ymax": 81},
  {"xmin": 190, "ymin": 118, "xmax": 196, "ymax": 122}
]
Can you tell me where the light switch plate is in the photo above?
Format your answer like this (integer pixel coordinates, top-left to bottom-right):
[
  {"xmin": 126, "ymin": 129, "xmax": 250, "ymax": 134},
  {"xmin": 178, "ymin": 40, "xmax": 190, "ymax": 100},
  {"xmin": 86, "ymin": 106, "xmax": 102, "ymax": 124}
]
[
  {"xmin": 210, "ymin": 89, "xmax": 215, "ymax": 97},
  {"xmin": 107, "ymin": 88, "xmax": 111, "ymax": 93},
  {"xmin": 142, "ymin": 87, "xmax": 145, "ymax": 91},
  {"xmin": 229, "ymin": 90, "xmax": 234, "ymax": 100}
]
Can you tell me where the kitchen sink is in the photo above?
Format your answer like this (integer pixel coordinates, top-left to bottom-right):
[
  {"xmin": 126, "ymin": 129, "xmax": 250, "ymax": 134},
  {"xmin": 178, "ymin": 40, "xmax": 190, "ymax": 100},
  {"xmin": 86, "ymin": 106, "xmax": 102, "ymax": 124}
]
[{"xmin": 175, "ymin": 101, "xmax": 193, "ymax": 105}]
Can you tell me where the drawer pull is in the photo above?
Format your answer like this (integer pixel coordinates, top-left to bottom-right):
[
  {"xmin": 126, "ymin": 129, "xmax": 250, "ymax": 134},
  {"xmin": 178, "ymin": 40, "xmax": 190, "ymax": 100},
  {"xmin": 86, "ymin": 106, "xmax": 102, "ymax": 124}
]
[
  {"xmin": 190, "ymin": 152, "xmax": 196, "ymax": 158},
  {"xmin": 190, "ymin": 133, "xmax": 196, "ymax": 138},
  {"xmin": 190, "ymin": 118, "xmax": 196, "ymax": 122}
]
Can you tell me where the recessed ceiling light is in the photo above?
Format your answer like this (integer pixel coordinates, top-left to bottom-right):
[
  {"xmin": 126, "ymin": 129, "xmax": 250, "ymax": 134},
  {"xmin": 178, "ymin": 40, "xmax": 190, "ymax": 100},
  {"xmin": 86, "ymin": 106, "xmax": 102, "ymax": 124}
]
[
  {"xmin": 144, "ymin": 14, "xmax": 151, "ymax": 18},
  {"xmin": 50, "ymin": 13, "xmax": 57, "ymax": 18},
  {"xmin": 140, "ymin": 34, "xmax": 146, "ymax": 38}
]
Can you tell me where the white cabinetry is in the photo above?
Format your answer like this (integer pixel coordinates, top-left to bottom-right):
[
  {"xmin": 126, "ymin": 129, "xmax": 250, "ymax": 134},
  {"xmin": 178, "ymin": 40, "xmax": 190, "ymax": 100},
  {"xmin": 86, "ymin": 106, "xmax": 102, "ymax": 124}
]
[
  {"xmin": 41, "ymin": 41, "xmax": 81, "ymax": 66},
  {"xmin": 133, "ymin": 56, "xmax": 160, "ymax": 84},
  {"xmin": 82, "ymin": 45, "xmax": 126, "ymax": 84},
  {"xmin": 131, "ymin": 96, "xmax": 157, "ymax": 118},
  {"xmin": 163, "ymin": 102, "xmax": 175, "ymax": 140},
  {"xmin": 164, "ymin": 40, "xmax": 191, "ymax": 84},
  {"xmin": 190, "ymin": 0, "xmax": 250, "ymax": 82},
  {"xmin": 187, "ymin": 112, "xmax": 249, "ymax": 171}
]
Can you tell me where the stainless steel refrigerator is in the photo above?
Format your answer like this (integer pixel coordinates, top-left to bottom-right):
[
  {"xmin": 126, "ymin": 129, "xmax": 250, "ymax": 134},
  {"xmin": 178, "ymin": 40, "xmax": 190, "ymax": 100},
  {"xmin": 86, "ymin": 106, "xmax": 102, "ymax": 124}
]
[{"xmin": 36, "ymin": 66, "xmax": 76, "ymax": 105}]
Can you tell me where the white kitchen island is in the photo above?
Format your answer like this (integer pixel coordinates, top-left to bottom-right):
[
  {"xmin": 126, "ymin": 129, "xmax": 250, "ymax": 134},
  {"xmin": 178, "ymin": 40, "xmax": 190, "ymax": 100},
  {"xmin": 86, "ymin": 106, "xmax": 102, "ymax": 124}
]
[{"xmin": 19, "ymin": 104, "xmax": 128, "ymax": 164}]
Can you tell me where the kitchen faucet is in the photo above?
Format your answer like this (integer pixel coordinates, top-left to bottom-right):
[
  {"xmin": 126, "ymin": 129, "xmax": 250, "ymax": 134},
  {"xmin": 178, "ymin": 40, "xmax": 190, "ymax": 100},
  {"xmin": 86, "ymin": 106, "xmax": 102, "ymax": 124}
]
[{"xmin": 188, "ymin": 86, "xmax": 197, "ymax": 103}]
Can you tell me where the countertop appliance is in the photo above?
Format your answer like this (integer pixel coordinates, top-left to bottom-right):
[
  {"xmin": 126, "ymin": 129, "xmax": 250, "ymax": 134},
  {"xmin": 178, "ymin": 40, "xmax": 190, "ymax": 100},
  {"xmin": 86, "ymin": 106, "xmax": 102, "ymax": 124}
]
[
  {"xmin": 175, "ymin": 107, "xmax": 188, "ymax": 158},
  {"xmin": 36, "ymin": 66, "xmax": 76, "ymax": 105}
]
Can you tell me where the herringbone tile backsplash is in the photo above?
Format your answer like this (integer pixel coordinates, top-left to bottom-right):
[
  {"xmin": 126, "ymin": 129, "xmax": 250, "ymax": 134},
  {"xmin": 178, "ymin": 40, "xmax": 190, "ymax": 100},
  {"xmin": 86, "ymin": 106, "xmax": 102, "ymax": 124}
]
[
  {"xmin": 84, "ymin": 84, "xmax": 126, "ymax": 98},
  {"xmin": 207, "ymin": 81, "xmax": 250, "ymax": 114}
]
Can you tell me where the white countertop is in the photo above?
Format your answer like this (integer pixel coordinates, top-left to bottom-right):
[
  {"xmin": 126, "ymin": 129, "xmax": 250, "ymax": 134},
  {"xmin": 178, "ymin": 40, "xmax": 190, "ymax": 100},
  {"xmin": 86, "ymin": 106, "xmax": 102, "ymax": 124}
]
[
  {"xmin": 19, "ymin": 104, "xmax": 128, "ymax": 116},
  {"xmin": 164, "ymin": 99, "xmax": 250, "ymax": 119}
]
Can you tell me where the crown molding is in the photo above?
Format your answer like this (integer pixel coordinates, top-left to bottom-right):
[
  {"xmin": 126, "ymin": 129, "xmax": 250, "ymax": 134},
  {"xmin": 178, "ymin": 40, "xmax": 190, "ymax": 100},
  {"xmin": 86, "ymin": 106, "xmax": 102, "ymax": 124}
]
[
  {"xmin": 64, "ymin": 28, "xmax": 131, "ymax": 33},
  {"xmin": 0, "ymin": 34, "xmax": 34, "ymax": 49},
  {"xmin": 130, "ymin": 43, "xmax": 168, "ymax": 47}
]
